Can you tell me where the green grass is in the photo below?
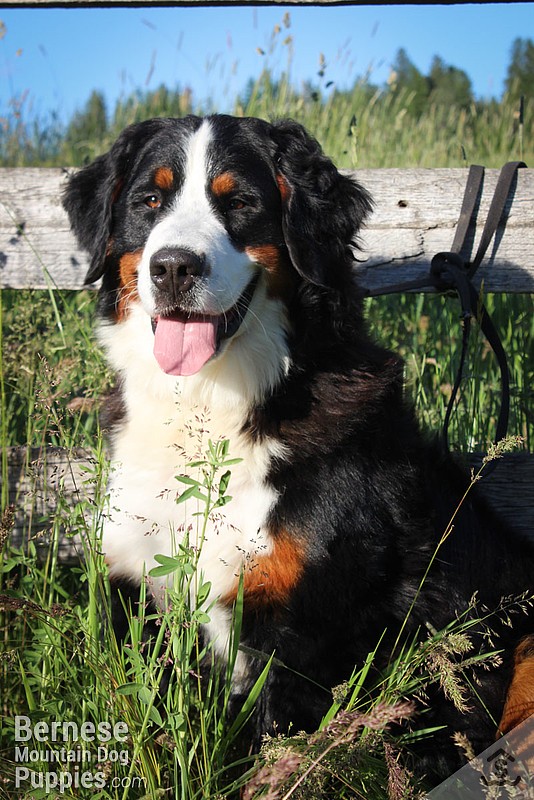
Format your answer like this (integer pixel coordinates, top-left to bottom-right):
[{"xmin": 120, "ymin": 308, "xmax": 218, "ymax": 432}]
[
  {"xmin": 4, "ymin": 83, "xmax": 531, "ymax": 170},
  {"xmin": 1, "ymin": 17, "xmax": 533, "ymax": 798},
  {"xmin": 0, "ymin": 448, "xmax": 259, "ymax": 799},
  {"xmin": 366, "ymin": 291, "xmax": 534, "ymax": 452},
  {"xmin": 1, "ymin": 424, "xmax": 527, "ymax": 798},
  {"xmin": 2, "ymin": 288, "xmax": 532, "ymax": 454}
]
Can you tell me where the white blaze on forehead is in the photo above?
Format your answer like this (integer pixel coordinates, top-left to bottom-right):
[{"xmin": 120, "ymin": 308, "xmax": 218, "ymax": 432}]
[
  {"xmin": 137, "ymin": 119, "xmax": 255, "ymax": 318},
  {"xmin": 179, "ymin": 118, "xmax": 214, "ymax": 217},
  {"xmin": 165, "ymin": 117, "xmax": 215, "ymax": 241}
]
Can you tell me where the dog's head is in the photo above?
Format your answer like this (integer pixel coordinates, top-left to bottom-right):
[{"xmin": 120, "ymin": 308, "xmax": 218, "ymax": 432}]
[{"xmin": 63, "ymin": 114, "xmax": 371, "ymax": 377}]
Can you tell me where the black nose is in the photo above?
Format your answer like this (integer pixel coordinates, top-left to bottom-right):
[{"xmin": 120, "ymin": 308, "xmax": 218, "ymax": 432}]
[{"xmin": 149, "ymin": 248, "xmax": 206, "ymax": 297}]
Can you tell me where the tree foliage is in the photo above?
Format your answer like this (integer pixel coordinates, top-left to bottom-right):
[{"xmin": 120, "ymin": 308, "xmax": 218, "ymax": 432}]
[
  {"xmin": 390, "ymin": 48, "xmax": 430, "ymax": 116},
  {"xmin": 505, "ymin": 37, "xmax": 534, "ymax": 100},
  {"xmin": 63, "ymin": 90, "xmax": 108, "ymax": 163},
  {"xmin": 428, "ymin": 56, "xmax": 473, "ymax": 110},
  {"xmin": 389, "ymin": 49, "xmax": 473, "ymax": 116}
]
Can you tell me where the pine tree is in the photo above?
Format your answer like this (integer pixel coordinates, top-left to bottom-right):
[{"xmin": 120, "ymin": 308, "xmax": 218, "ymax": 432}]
[
  {"xmin": 62, "ymin": 91, "xmax": 108, "ymax": 163},
  {"xmin": 429, "ymin": 56, "xmax": 473, "ymax": 110},
  {"xmin": 390, "ymin": 48, "xmax": 430, "ymax": 116},
  {"xmin": 505, "ymin": 37, "xmax": 534, "ymax": 100}
]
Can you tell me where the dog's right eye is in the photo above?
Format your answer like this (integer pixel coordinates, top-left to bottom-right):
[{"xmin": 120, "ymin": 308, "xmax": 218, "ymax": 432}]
[
  {"xmin": 227, "ymin": 198, "xmax": 247, "ymax": 211},
  {"xmin": 144, "ymin": 195, "xmax": 162, "ymax": 210}
]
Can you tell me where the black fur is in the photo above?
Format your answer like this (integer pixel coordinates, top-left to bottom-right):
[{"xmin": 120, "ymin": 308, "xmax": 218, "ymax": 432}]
[
  {"xmin": 271, "ymin": 119, "xmax": 372, "ymax": 288},
  {"xmin": 63, "ymin": 114, "xmax": 534, "ymax": 787}
]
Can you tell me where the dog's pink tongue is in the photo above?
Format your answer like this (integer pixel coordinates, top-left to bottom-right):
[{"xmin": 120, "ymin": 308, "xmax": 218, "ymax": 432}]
[{"xmin": 153, "ymin": 316, "xmax": 217, "ymax": 376}]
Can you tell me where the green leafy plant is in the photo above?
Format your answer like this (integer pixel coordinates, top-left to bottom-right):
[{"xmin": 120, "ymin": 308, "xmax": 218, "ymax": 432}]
[{"xmin": 0, "ymin": 436, "xmax": 274, "ymax": 799}]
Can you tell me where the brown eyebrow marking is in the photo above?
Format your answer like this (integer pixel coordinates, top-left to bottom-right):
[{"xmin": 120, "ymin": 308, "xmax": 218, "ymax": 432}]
[
  {"xmin": 154, "ymin": 167, "xmax": 174, "ymax": 191},
  {"xmin": 211, "ymin": 172, "xmax": 237, "ymax": 197}
]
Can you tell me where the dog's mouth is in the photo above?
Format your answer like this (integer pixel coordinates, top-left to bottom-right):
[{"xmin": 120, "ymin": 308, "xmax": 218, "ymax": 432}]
[{"xmin": 151, "ymin": 273, "xmax": 259, "ymax": 376}]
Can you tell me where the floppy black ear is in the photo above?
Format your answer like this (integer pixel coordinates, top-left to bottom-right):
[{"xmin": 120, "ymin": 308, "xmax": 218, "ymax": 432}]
[
  {"xmin": 62, "ymin": 119, "xmax": 165, "ymax": 284},
  {"xmin": 63, "ymin": 151, "xmax": 119, "ymax": 284},
  {"xmin": 270, "ymin": 120, "xmax": 372, "ymax": 289}
]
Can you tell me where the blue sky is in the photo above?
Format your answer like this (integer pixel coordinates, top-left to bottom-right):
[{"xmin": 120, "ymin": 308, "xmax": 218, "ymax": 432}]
[{"xmin": 0, "ymin": 4, "xmax": 531, "ymax": 124}]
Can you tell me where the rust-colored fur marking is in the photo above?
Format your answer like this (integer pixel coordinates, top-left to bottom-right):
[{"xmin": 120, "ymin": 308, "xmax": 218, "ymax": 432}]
[
  {"xmin": 245, "ymin": 244, "xmax": 297, "ymax": 302},
  {"xmin": 276, "ymin": 173, "xmax": 291, "ymax": 204},
  {"xmin": 211, "ymin": 172, "xmax": 237, "ymax": 197},
  {"xmin": 224, "ymin": 530, "xmax": 305, "ymax": 609},
  {"xmin": 117, "ymin": 251, "xmax": 142, "ymax": 320},
  {"xmin": 154, "ymin": 166, "xmax": 174, "ymax": 191},
  {"xmin": 498, "ymin": 635, "xmax": 534, "ymax": 735},
  {"xmin": 111, "ymin": 178, "xmax": 124, "ymax": 205}
]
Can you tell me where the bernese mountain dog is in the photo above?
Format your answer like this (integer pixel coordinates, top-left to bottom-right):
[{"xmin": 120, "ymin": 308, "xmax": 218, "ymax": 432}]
[{"xmin": 63, "ymin": 114, "xmax": 534, "ymax": 783}]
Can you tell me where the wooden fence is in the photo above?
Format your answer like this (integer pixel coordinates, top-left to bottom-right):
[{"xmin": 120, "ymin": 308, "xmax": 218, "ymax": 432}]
[
  {"xmin": 2, "ymin": 165, "xmax": 534, "ymax": 557},
  {"xmin": 2, "ymin": 167, "xmax": 534, "ymax": 292}
]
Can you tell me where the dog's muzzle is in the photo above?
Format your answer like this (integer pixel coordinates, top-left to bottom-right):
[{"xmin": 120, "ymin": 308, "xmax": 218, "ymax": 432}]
[{"xmin": 149, "ymin": 247, "xmax": 259, "ymax": 377}]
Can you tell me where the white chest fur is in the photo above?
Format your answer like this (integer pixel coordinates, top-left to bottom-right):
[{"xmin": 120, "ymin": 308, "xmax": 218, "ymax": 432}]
[
  {"xmin": 103, "ymin": 395, "xmax": 280, "ymax": 593},
  {"xmin": 99, "ymin": 304, "xmax": 287, "ymax": 604},
  {"xmin": 102, "ymin": 393, "xmax": 281, "ymax": 662}
]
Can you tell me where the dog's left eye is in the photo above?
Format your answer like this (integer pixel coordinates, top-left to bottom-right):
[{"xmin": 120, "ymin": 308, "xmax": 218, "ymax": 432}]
[
  {"xmin": 227, "ymin": 197, "xmax": 247, "ymax": 211},
  {"xmin": 144, "ymin": 195, "xmax": 162, "ymax": 210}
]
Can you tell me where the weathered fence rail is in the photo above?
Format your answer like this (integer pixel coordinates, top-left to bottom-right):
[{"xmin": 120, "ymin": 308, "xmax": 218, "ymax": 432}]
[
  {"xmin": 2, "ymin": 166, "xmax": 533, "ymax": 559},
  {"xmin": 2, "ymin": 167, "xmax": 534, "ymax": 292},
  {"xmin": 6, "ymin": 447, "xmax": 98, "ymax": 561}
]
